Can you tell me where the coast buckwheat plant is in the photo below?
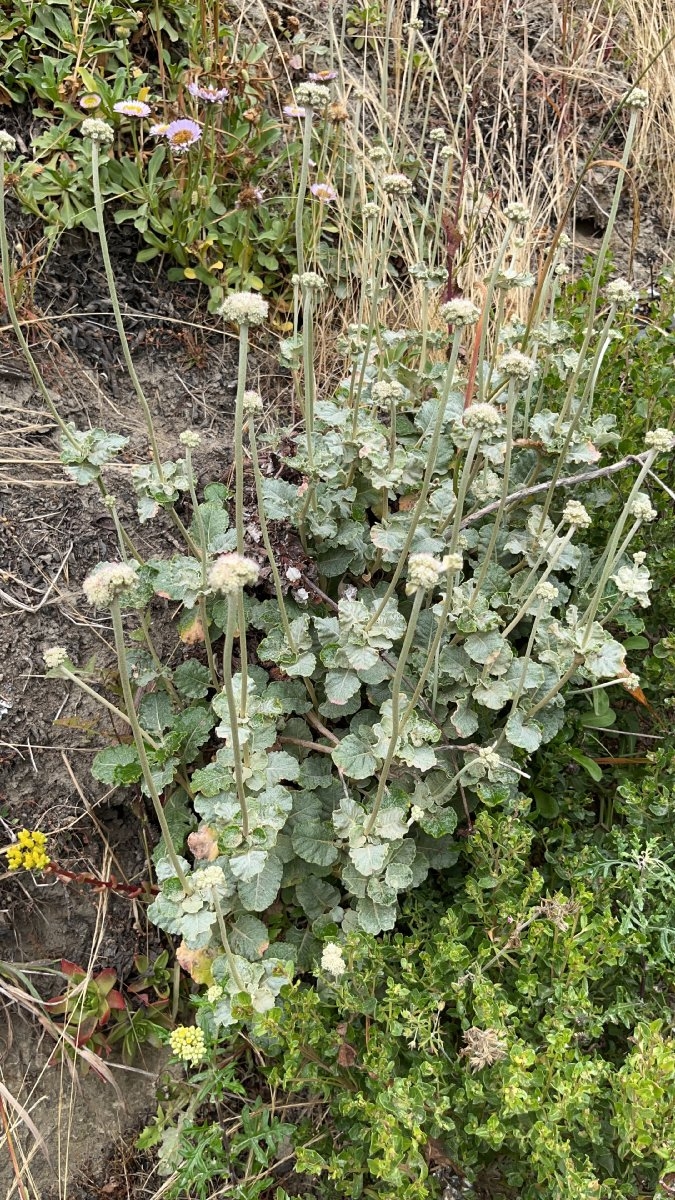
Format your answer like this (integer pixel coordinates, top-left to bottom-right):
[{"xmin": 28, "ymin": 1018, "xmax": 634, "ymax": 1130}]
[{"xmin": 0, "ymin": 86, "xmax": 669, "ymax": 1042}]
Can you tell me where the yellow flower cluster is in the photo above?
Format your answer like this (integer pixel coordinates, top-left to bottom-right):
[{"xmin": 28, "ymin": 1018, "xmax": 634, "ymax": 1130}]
[
  {"xmin": 6, "ymin": 829, "xmax": 50, "ymax": 872},
  {"xmin": 169, "ymin": 1024, "xmax": 206, "ymax": 1065}
]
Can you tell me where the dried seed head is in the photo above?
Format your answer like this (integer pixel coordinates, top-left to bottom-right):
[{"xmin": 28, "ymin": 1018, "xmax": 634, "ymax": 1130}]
[
  {"xmin": 461, "ymin": 1026, "xmax": 507, "ymax": 1070},
  {"xmin": 208, "ymin": 553, "xmax": 259, "ymax": 595},
  {"xmin": 82, "ymin": 561, "xmax": 138, "ymax": 607}
]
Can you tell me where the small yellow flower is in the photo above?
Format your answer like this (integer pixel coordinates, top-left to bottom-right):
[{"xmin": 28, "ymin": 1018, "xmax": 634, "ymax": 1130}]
[
  {"xmin": 5, "ymin": 829, "xmax": 50, "ymax": 871},
  {"xmin": 169, "ymin": 1024, "xmax": 206, "ymax": 1065}
]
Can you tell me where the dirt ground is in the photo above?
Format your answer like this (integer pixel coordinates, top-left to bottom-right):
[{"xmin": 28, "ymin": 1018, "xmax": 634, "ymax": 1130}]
[{"xmin": 0, "ymin": 220, "xmax": 269, "ymax": 1197}]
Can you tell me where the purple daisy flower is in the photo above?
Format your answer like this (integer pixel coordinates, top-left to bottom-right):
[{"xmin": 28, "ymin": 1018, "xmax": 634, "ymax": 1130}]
[
  {"xmin": 283, "ymin": 104, "xmax": 306, "ymax": 118},
  {"xmin": 310, "ymin": 182, "xmax": 338, "ymax": 203},
  {"xmin": 149, "ymin": 122, "xmax": 170, "ymax": 137},
  {"xmin": 166, "ymin": 118, "xmax": 202, "ymax": 153},
  {"xmin": 113, "ymin": 99, "xmax": 152, "ymax": 118},
  {"xmin": 308, "ymin": 69, "xmax": 338, "ymax": 82},
  {"xmin": 187, "ymin": 80, "xmax": 229, "ymax": 103}
]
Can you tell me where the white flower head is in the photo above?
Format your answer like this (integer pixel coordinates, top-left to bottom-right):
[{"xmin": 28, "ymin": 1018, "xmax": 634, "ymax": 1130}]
[
  {"xmin": 430, "ymin": 127, "xmax": 448, "ymax": 144},
  {"xmin": 439, "ymin": 298, "xmax": 480, "ymax": 327},
  {"xmin": 504, "ymin": 201, "xmax": 530, "ymax": 224},
  {"xmin": 554, "ymin": 262, "xmax": 570, "ymax": 278},
  {"xmin": 0, "ymin": 130, "xmax": 16, "ymax": 154},
  {"xmin": 611, "ymin": 560, "xmax": 652, "ymax": 608},
  {"xmin": 243, "ymin": 390, "xmax": 263, "ymax": 413},
  {"xmin": 44, "ymin": 646, "xmax": 69, "ymax": 669},
  {"xmin": 81, "ymin": 118, "xmax": 115, "ymax": 144},
  {"xmin": 285, "ymin": 566, "xmax": 302, "ymax": 583},
  {"xmin": 498, "ymin": 349, "xmax": 537, "ymax": 381},
  {"xmin": 535, "ymin": 582, "xmax": 559, "ymax": 602},
  {"xmin": 372, "ymin": 379, "xmax": 405, "ymax": 404},
  {"xmin": 563, "ymin": 500, "xmax": 592, "ymax": 529},
  {"xmin": 192, "ymin": 865, "xmax": 226, "ymax": 894},
  {"xmin": 606, "ymin": 278, "xmax": 638, "ymax": 306},
  {"xmin": 206, "ymin": 983, "xmax": 223, "ymax": 1003},
  {"xmin": 463, "ymin": 402, "xmax": 504, "ymax": 432},
  {"xmin": 494, "ymin": 267, "xmax": 535, "ymax": 290},
  {"xmin": 622, "ymin": 672, "xmax": 641, "ymax": 691},
  {"xmin": 439, "ymin": 145, "xmax": 453, "ymax": 161},
  {"xmin": 83, "ymin": 561, "xmax": 138, "ymax": 607},
  {"xmin": 625, "ymin": 87, "xmax": 649, "ymax": 110},
  {"xmin": 406, "ymin": 553, "xmax": 444, "ymax": 593},
  {"xmin": 369, "ymin": 146, "xmax": 388, "ymax": 164},
  {"xmin": 219, "ymin": 291, "xmax": 269, "ymax": 327},
  {"xmin": 295, "ymin": 82, "xmax": 331, "ymax": 108},
  {"xmin": 409, "ymin": 804, "xmax": 425, "ymax": 822},
  {"xmin": 208, "ymin": 553, "xmax": 259, "ymax": 595},
  {"xmin": 179, "ymin": 430, "xmax": 201, "ymax": 448},
  {"xmin": 381, "ymin": 172, "xmax": 414, "ymax": 197},
  {"xmin": 362, "ymin": 201, "xmax": 380, "ymax": 219},
  {"xmin": 476, "ymin": 746, "xmax": 501, "ymax": 772},
  {"xmin": 299, "ymin": 270, "xmax": 326, "ymax": 291},
  {"xmin": 321, "ymin": 942, "xmax": 346, "ymax": 977},
  {"xmin": 630, "ymin": 492, "xmax": 657, "ymax": 522},
  {"xmin": 442, "ymin": 552, "xmax": 464, "ymax": 572},
  {"xmin": 645, "ymin": 428, "xmax": 675, "ymax": 453}
]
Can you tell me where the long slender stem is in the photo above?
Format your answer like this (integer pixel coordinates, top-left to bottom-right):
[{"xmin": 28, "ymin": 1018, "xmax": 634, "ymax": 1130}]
[
  {"xmin": 364, "ymin": 588, "xmax": 425, "ymax": 837},
  {"xmin": 233, "ymin": 324, "xmax": 250, "ymax": 710},
  {"xmin": 248, "ymin": 418, "xmax": 297, "ymax": 651},
  {"xmin": 110, "ymin": 599, "xmax": 190, "ymax": 890},
  {"xmin": 212, "ymin": 887, "xmax": 245, "ymax": 991},
  {"xmin": 365, "ymin": 329, "xmax": 463, "ymax": 631},
  {"xmin": 221, "ymin": 596, "xmax": 250, "ymax": 839},
  {"xmin": 90, "ymin": 142, "xmax": 164, "ymax": 478},
  {"xmin": 184, "ymin": 444, "xmax": 219, "ymax": 688},
  {"xmin": 295, "ymin": 108, "xmax": 314, "ymax": 278},
  {"xmin": 60, "ymin": 666, "xmax": 159, "ymax": 749}
]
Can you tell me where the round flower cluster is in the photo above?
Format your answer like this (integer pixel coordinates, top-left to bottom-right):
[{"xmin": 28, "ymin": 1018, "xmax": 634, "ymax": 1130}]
[
  {"xmin": 81, "ymin": 118, "xmax": 115, "ymax": 144},
  {"xmin": 208, "ymin": 553, "xmax": 259, "ymax": 595},
  {"xmin": 535, "ymin": 581, "xmax": 559, "ymax": 602},
  {"xmin": 362, "ymin": 201, "xmax": 380, "ymax": 219},
  {"xmin": 206, "ymin": 983, "xmax": 223, "ymax": 1003},
  {"xmin": 630, "ymin": 492, "xmax": 657, "ymax": 522},
  {"xmin": 605, "ymin": 278, "xmax": 638, "ymax": 306},
  {"xmin": 439, "ymin": 297, "xmax": 480, "ymax": 327},
  {"xmin": 504, "ymin": 201, "xmax": 531, "ymax": 224},
  {"xmin": 463, "ymin": 402, "xmax": 503, "ymax": 431},
  {"xmin": 295, "ymin": 82, "xmax": 331, "ymax": 108},
  {"xmin": 320, "ymin": 942, "xmax": 346, "ymax": 977},
  {"xmin": 429, "ymin": 127, "xmax": 448, "ymax": 143},
  {"xmin": 179, "ymin": 430, "xmax": 201, "ymax": 448},
  {"xmin": 192, "ymin": 865, "xmax": 226, "ymax": 895},
  {"xmin": 298, "ymin": 271, "xmax": 326, "ymax": 291},
  {"xmin": 562, "ymin": 500, "xmax": 592, "ymax": 529},
  {"xmin": 169, "ymin": 1025, "xmax": 206, "ymax": 1065},
  {"xmin": 439, "ymin": 145, "xmax": 453, "ymax": 161},
  {"xmin": 6, "ymin": 829, "xmax": 50, "ymax": 872},
  {"xmin": 219, "ymin": 291, "xmax": 269, "ymax": 327},
  {"xmin": 645, "ymin": 428, "xmax": 675, "ymax": 453},
  {"xmin": 83, "ymin": 561, "xmax": 138, "ymax": 607},
  {"xmin": 372, "ymin": 379, "xmax": 405, "ymax": 404},
  {"xmin": 243, "ymin": 390, "xmax": 264, "ymax": 413},
  {"xmin": 0, "ymin": 130, "xmax": 16, "ymax": 154},
  {"xmin": 498, "ymin": 349, "xmax": 537, "ymax": 381},
  {"xmin": 44, "ymin": 646, "xmax": 69, "ymax": 669},
  {"xmin": 475, "ymin": 746, "xmax": 501, "ymax": 772},
  {"xmin": 370, "ymin": 146, "xmax": 389, "ymax": 164},
  {"xmin": 621, "ymin": 672, "xmax": 641, "ymax": 691},
  {"xmin": 625, "ymin": 87, "xmax": 649, "ymax": 109},
  {"xmin": 381, "ymin": 172, "xmax": 414, "ymax": 197},
  {"xmin": 442, "ymin": 552, "xmax": 464, "ymax": 572},
  {"xmin": 406, "ymin": 553, "xmax": 444, "ymax": 593},
  {"xmin": 554, "ymin": 262, "xmax": 570, "ymax": 278}
]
